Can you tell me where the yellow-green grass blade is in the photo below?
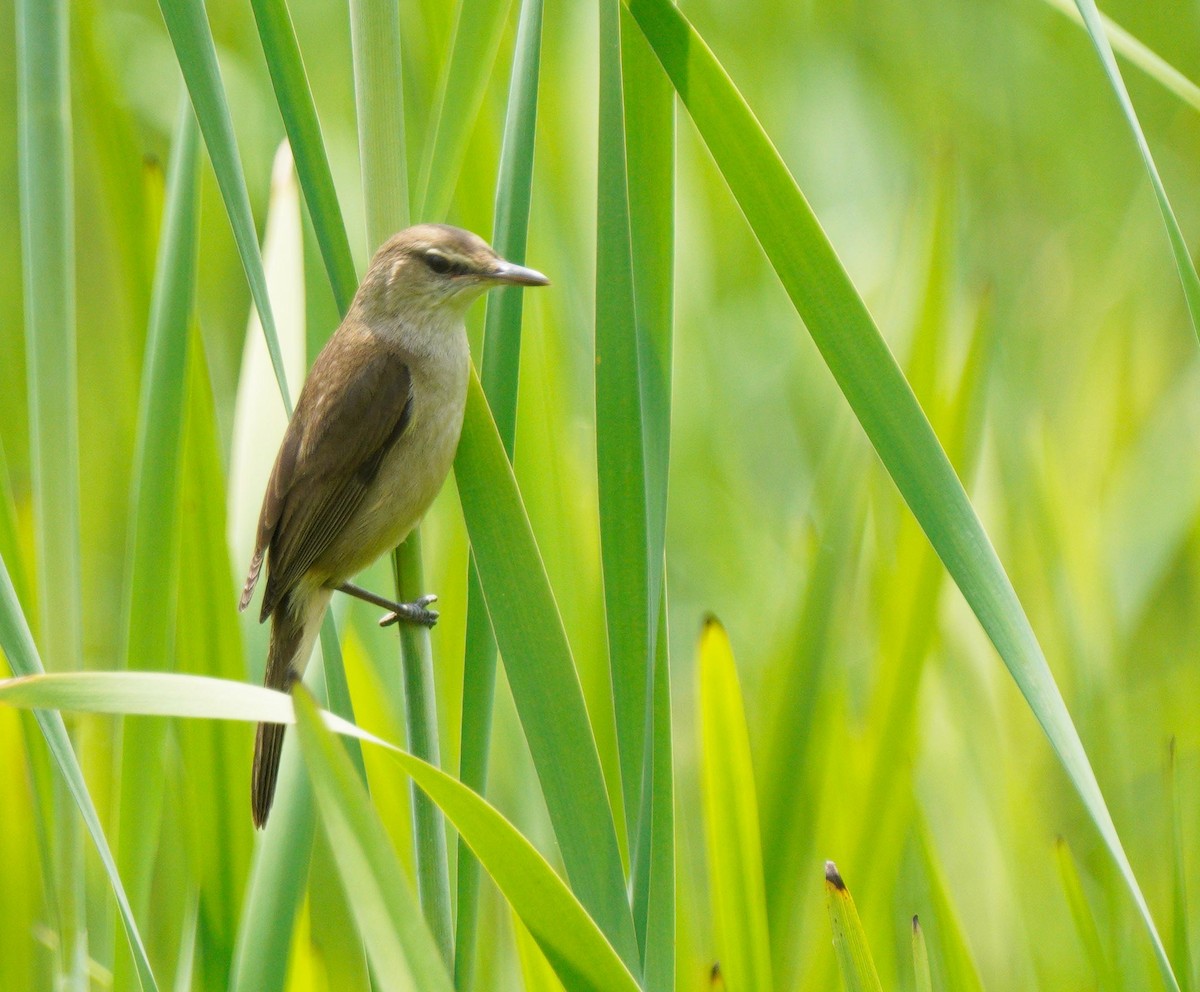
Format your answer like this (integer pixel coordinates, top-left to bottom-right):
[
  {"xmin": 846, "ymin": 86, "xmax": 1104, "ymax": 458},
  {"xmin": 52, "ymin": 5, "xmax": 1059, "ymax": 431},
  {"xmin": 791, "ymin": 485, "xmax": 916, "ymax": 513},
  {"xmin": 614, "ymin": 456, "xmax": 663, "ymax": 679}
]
[
  {"xmin": 17, "ymin": 0, "xmax": 89, "ymax": 984},
  {"xmin": 455, "ymin": 368, "xmax": 641, "ymax": 972},
  {"xmin": 308, "ymin": 826, "xmax": 372, "ymax": 992},
  {"xmin": 0, "ymin": 669, "xmax": 640, "ymax": 992},
  {"xmin": 1168, "ymin": 741, "xmax": 1194, "ymax": 992},
  {"xmin": 824, "ymin": 862, "xmax": 883, "ymax": 992},
  {"xmin": 1043, "ymin": 0, "xmax": 1200, "ymax": 114},
  {"xmin": 16, "ymin": 0, "xmax": 79, "ymax": 679},
  {"xmin": 912, "ymin": 916, "xmax": 933, "ymax": 992},
  {"xmin": 457, "ymin": 1, "xmax": 545, "ymax": 983},
  {"xmin": 0, "ymin": 439, "xmax": 30, "ymax": 616},
  {"xmin": 1056, "ymin": 836, "xmax": 1116, "ymax": 989},
  {"xmin": 292, "ymin": 689, "xmax": 455, "ymax": 992},
  {"xmin": 111, "ymin": 97, "xmax": 200, "ymax": 989},
  {"xmin": 0, "ymin": 560, "xmax": 158, "ymax": 991},
  {"xmin": 247, "ymin": 0, "xmax": 358, "ymax": 311},
  {"xmin": 699, "ymin": 619, "xmax": 773, "ymax": 992},
  {"xmin": 621, "ymin": 7, "xmax": 677, "ymax": 956},
  {"xmin": 156, "ymin": 0, "xmax": 293, "ymax": 414},
  {"xmin": 350, "ymin": 0, "xmax": 410, "ymax": 234},
  {"xmin": 418, "ymin": 0, "xmax": 514, "ymax": 220},
  {"xmin": 915, "ymin": 819, "xmax": 986, "ymax": 992},
  {"xmin": 1062, "ymin": 0, "xmax": 1200, "ymax": 341},
  {"xmin": 175, "ymin": 329, "xmax": 255, "ymax": 990},
  {"xmin": 624, "ymin": 1, "xmax": 1178, "ymax": 986},
  {"xmin": 637, "ymin": 595, "xmax": 673, "ymax": 992},
  {"xmin": 596, "ymin": 0, "xmax": 652, "ymax": 860}
]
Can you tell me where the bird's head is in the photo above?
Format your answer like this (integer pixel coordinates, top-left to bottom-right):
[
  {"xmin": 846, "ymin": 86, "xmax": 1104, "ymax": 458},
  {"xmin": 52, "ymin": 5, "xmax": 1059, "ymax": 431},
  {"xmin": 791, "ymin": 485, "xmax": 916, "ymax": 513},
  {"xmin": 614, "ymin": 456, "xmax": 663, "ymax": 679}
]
[{"xmin": 358, "ymin": 223, "xmax": 549, "ymax": 320}]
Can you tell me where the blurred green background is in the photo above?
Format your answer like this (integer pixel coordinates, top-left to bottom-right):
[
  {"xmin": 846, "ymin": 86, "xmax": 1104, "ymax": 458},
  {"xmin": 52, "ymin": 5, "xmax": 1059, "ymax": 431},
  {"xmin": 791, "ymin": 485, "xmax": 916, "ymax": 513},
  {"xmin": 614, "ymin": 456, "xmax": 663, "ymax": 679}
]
[{"xmin": 3, "ymin": 0, "xmax": 1200, "ymax": 989}]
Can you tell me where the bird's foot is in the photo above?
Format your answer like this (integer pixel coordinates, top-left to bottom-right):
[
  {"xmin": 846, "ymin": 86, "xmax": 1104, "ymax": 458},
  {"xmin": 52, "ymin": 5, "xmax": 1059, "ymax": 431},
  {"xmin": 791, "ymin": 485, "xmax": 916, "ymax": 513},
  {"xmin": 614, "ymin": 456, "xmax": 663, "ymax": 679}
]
[{"xmin": 379, "ymin": 594, "xmax": 439, "ymax": 629}]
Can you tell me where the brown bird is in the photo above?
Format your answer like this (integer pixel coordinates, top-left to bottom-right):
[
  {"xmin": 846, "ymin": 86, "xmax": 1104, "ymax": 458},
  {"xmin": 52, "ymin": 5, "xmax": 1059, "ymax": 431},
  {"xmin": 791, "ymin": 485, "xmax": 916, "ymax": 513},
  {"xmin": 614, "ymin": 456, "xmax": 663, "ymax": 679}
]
[{"xmin": 239, "ymin": 223, "xmax": 548, "ymax": 827}]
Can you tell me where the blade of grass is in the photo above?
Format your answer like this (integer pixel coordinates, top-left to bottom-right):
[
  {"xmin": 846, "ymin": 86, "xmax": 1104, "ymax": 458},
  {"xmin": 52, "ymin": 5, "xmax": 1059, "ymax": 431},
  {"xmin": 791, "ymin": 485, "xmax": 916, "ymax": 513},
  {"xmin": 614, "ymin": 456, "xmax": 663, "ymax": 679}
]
[
  {"xmin": 17, "ymin": 0, "xmax": 87, "ymax": 984},
  {"xmin": 456, "ymin": 0, "xmax": 545, "ymax": 984},
  {"xmin": 350, "ymin": 0, "xmax": 410, "ymax": 233},
  {"xmin": 699, "ymin": 618, "xmax": 773, "ymax": 992},
  {"xmin": 596, "ymin": 0, "xmax": 651, "ymax": 859},
  {"xmin": 175, "ymin": 327, "xmax": 255, "ymax": 988},
  {"xmin": 247, "ymin": 0, "xmax": 357, "ymax": 310},
  {"xmin": 418, "ymin": 0, "xmax": 514, "ymax": 220},
  {"xmin": 455, "ymin": 368, "xmax": 641, "ymax": 972},
  {"xmin": 0, "ymin": 560, "xmax": 158, "ymax": 991},
  {"xmin": 1042, "ymin": 0, "xmax": 1200, "ymax": 114},
  {"xmin": 0, "ymin": 439, "xmax": 31, "ymax": 615},
  {"xmin": 1168, "ymin": 740, "xmax": 1194, "ymax": 992},
  {"xmin": 620, "ymin": 8, "xmax": 674, "ymax": 978},
  {"xmin": 912, "ymin": 916, "xmax": 933, "ymax": 992},
  {"xmin": 111, "ymin": 96, "xmax": 200, "ymax": 991},
  {"xmin": 824, "ymin": 862, "xmax": 883, "ymax": 992},
  {"xmin": 625, "ymin": 2, "xmax": 1179, "ymax": 985},
  {"xmin": 1063, "ymin": 0, "xmax": 1200, "ymax": 341},
  {"xmin": 293, "ymin": 688, "xmax": 455, "ymax": 992},
  {"xmin": 1056, "ymin": 836, "xmax": 1116, "ymax": 989},
  {"xmin": 0, "ymin": 668, "xmax": 640, "ymax": 992},
  {"xmin": 156, "ymin": 0, "xmax": 293, "ymax": 413}
]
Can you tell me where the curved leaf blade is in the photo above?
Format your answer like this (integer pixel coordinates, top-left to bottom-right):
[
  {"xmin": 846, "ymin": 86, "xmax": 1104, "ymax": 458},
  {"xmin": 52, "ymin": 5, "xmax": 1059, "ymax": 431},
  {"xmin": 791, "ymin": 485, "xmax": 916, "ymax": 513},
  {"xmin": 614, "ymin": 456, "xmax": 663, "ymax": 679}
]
[{"xmin": 624, "ymin": 1, "xmax": 1177, "ymax": 987}]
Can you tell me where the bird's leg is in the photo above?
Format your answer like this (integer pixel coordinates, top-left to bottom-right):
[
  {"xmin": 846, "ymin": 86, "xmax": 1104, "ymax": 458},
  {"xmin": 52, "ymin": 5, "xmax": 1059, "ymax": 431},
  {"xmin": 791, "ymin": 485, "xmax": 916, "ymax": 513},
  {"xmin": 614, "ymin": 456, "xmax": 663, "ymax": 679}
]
[{"xmin": 335, "ymin": 581, "xmax": 439, "ymax": 628}]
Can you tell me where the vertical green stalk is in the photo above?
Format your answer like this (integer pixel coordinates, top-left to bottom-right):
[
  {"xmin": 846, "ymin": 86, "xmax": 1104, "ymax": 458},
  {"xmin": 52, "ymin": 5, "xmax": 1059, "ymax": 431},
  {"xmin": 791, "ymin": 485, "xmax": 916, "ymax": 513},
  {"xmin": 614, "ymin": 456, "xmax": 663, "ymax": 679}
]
[
  {"xmin": 596, "ymin": 0, "xmax": 650, "ymax": 861},
  {"xmin": 247, "ymin": 0, "xmax": 357, "ymax": 311},
  {"xmin": 16, "ymin": 0, "xmax": 85, "ymax": 984},
  {"xmin": 112, "ymin": 99, "xmax": 200, "ymax": 992},
  {"xmin": 455, "ymin": 0, "xmax": 545, "ymax": 985},
  {"xmin": 349, "ymin": 0, "xmax": 452, "ymax": 964},
  {"xmin": 619, "ymin": 4, "xmax": 674, "ymax": 978}
]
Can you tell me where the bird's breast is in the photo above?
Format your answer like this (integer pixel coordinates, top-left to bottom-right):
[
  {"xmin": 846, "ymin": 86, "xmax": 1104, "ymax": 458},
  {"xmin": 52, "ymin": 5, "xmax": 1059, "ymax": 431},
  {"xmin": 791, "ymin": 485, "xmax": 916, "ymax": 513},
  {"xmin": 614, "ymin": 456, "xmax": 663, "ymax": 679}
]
[{"xmin": 320, "ymin": 329, "xmax": 469, "ymax": 579}]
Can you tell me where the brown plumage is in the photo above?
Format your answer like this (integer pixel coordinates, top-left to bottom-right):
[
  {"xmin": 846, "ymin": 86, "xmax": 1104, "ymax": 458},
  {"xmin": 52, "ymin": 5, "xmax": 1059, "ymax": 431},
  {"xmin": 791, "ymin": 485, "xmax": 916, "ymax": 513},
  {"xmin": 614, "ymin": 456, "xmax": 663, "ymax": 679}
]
[{"xmin": 240, "ymin": 224, "xmax": 548, "ymax": 827}]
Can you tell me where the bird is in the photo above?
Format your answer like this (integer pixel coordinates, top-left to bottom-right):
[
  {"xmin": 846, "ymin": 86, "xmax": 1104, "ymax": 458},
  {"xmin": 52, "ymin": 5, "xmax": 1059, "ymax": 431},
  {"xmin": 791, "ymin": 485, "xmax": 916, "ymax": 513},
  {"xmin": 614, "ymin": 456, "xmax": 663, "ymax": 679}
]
[{"xmin": 239, "ymin": 223, "xmax": 548, "ymax": 827}]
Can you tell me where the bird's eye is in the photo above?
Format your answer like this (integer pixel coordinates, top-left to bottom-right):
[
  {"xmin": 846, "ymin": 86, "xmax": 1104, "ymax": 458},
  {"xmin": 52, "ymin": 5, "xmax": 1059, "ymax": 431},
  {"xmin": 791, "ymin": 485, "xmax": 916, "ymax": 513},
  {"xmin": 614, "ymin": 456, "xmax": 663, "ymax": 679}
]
[{"xmin": 423, "ymin": 250, "xmax": 459, "ymax": 275}]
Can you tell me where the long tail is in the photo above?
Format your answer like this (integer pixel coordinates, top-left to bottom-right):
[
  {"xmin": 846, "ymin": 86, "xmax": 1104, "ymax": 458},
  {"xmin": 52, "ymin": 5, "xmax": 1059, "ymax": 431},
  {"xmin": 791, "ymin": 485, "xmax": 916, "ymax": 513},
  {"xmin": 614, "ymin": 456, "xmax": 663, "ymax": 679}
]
[{"xmin": 252, "ymin": 589, "xmax": 329, "ymax": 828}]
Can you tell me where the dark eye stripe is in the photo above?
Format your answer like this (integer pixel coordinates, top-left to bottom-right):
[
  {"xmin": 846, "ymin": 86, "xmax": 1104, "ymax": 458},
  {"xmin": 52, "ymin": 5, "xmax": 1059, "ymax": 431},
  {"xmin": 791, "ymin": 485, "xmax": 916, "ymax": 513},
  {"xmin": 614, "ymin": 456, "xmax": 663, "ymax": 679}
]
[{"xmin": 423, "ymin": 250, "xmax": 470, "ymax": 276}]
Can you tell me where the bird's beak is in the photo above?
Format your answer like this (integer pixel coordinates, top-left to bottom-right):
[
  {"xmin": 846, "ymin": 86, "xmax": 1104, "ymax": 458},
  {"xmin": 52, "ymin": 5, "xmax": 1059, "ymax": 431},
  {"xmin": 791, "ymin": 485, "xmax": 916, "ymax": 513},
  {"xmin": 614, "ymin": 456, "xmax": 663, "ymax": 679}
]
[{"xmin": 488, "ymin": 259, "xmax": 550, "ymax": 287}]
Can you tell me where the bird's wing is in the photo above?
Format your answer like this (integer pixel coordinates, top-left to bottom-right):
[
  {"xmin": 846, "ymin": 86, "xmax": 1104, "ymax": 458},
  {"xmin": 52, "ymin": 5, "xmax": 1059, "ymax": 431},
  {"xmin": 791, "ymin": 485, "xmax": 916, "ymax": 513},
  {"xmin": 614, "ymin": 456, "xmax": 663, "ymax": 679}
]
[{"xmin": 239, "ymin": 336, "xmax": 413, "ymax": 620}]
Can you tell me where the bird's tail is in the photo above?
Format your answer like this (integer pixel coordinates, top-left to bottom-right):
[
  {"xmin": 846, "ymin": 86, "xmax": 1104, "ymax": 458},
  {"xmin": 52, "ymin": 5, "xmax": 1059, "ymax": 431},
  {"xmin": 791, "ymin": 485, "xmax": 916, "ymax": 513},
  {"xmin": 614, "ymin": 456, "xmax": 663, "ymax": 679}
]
[{"xmin": 252, "ymin": 588, "xmax": 329, "ymax": 828}]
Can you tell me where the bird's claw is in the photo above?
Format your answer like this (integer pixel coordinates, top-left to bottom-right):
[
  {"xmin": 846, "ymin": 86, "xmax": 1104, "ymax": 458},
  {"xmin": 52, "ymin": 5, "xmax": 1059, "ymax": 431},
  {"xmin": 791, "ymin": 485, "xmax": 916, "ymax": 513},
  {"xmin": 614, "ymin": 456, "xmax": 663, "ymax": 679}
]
[{"xmin": 379, "ymin": 594, "xmax": 439, "ymax": 629}]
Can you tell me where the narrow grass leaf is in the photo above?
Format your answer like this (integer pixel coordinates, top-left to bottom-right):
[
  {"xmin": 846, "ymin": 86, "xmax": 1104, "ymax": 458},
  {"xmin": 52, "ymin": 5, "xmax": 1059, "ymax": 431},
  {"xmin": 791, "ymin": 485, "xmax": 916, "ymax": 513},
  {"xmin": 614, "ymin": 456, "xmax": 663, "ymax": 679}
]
[
  {"xmin": 350, "ymin": 0, "xmax": 409, "ymax": 234},
  {"xmin": 1056, "ymin": 836, "xmax": 1115, "ymax": 989},
  {"xmin": 457, "ymin": 1, "xmax": 545, "ymax": 982},
  {"xmin": 1168, "ymin": 741, "xmax": 1194, "ymax": 992},
  {"xmin": 293, "ymin": 688, "xmax": 454, "ymax": 992},
  {"xmin": 699, "ymin": 618, "xmax": 773, "ymax": 992},
  {"xmin": 248, "ymin": 0, "xmax": 357, "ymax": 310},
  {"xmin": 156, "ymin": 0, "xmax": 293, "ymax": 412},
  {"xmin": 385, "ymin": 739, "xmax": 641, "ymax": 992},
  {"xmin": 455, "ymin": 368, "xmax": 640, "ymax": 972},
  {"xmin": 114, "ymin": 101, "xmax": 200, "ymax": 949},
  {"xmin": 17, "ymin": 1, "xmax": 87, "ymax": 984},
  {"xmin": 912, "ymin": 916, "xmax": 933, "ymax": 992},
  {"xmin": 1063, "ymin": 0, "xmax": 1200, "ymax": 341},
  {"xmin": 175, "ymin": 331, "xmax": 255, "ymax": 988},
  {"xmin": 625, "ymin": 2, "xmax": 1178, "ymax": 985},
  {"xmin": 824, "ymin": 862, "xmax": 883, "ymax": 992},
  {"xmin": 596, "ymin": 0, "xmax": 652, "ymax": 857},
  {"xmin": 1043, "ymin": 0, "xmax": 1200, "ymax": 114},
  {"xmin": 0, "ymin": 561, "xmax": 158, "ymax": 992},
  {"xmin": 620, "ymin": 8, "xmax": 675, "ymax": 977},
  {"xmin": 418, "ymin": 0, "xmax": 514, "ymax": 219}
]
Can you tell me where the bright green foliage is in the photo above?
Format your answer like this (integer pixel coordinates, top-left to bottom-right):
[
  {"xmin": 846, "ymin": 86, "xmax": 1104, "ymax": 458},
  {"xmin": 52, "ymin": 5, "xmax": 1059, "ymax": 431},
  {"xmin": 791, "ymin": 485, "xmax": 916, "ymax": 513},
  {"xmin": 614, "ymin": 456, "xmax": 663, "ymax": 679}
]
[
  {"xmin": 825, "ymin": 863, "xmax": 884, "ymax": 992},
  {"xmin": 699, "ymin": 619, "xmax": 773, "ymax": 992},
  {"xmin": 3, "ymin": 0, "xmax": 1200, "ymax": 989}
]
